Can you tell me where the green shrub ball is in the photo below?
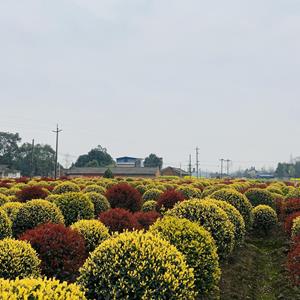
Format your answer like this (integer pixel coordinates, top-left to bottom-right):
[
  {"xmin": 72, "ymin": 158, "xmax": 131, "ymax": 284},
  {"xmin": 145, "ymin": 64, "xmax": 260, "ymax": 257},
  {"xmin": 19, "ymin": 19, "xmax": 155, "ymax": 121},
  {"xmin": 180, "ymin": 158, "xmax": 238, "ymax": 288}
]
[
  {"xmin": 252, "ymin": 205, "xmax": 278, "ymax": 234},
  {"xmin": 13, "ymin": 199, "xmax": 64, "ymax": 237},
  {"xmin": 150, "ymin": 216, "xmax": 221, "ymax": 295},
  {"xmin": 0, "ymin": 238, "xmax": 41, "ymax": 279},
  {"xmin": 77, "ymin": 231, "xmax": 196, "ymax": 299}
]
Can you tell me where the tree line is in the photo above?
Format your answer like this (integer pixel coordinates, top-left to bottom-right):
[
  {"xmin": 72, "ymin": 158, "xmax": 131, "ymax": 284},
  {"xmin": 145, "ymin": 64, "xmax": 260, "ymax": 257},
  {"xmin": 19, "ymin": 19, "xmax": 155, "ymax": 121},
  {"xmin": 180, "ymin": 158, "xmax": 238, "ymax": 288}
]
[{"xmin": 0, "ymin": 132, "xmax": 163, "ymax": 177}]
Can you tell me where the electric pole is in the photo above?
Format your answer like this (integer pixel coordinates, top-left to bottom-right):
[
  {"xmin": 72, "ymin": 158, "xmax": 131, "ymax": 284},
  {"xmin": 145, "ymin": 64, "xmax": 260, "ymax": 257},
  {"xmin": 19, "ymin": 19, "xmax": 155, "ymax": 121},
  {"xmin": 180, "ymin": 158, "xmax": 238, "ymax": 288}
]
[
  {"xmin": 30, "ymin": 139, "xmax": 35, "ymax": 179},
  {"xmin": 225, "ymin": 159, "xmax": 231, "ymax": 176},
  {"xmin": 196, "ymin": 146, "xmax": 199, "ymax": 179},
  {"xmin": 188, "ymin": 154, "xmax": 192, "ymax": 177},
  {"xmin": 52, "ymin": 125, "xmax": 62, "ymax": 180},
  {"xmin": 220, "ymin": 158, "xmax": 224, "ymax": 178}
]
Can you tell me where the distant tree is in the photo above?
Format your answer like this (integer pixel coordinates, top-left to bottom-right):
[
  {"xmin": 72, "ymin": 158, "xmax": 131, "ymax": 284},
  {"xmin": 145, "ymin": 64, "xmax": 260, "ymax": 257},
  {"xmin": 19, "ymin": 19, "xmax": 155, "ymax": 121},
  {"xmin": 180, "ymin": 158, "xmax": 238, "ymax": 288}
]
[
  {"xmin": 75, "ymin": 146, "xmax": 114, "ymax": 168},
  {"xmin": 103, "ymin": 168, "xmax": 114, "ymax": 179},
  {"xmin": 0, "ymin": 132, "xmax": 21, "ymax": 167},
  {"xmin": 85, "ymin": 160, "xmax": 100, "ymax": 167},
  {"xmin": 14, "ymin": 143, "xmax": 55, "ymax": 177},
  {"xmin": 275, "ymin": 162, "xmax": 296, "ymax": 178},
  {"xmin": 144, "ymin": 154, "xmax": 163, "ymax": 169}
]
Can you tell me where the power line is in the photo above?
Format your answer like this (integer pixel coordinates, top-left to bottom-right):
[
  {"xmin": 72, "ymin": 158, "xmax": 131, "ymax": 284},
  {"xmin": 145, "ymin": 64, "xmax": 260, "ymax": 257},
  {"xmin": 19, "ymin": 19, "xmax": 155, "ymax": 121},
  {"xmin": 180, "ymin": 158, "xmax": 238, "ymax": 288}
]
[{"xmin": 52, "ymin": 125, "xmax": 62, "ymax": 180}]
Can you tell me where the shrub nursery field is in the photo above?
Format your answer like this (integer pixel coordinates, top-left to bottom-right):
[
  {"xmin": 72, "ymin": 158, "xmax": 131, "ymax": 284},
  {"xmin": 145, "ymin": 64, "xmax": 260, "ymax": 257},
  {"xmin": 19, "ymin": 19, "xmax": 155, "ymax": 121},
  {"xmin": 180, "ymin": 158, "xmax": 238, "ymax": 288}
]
[{"xmin": 0, "ymin": 176, "xmax": 299, "ymax": 299}]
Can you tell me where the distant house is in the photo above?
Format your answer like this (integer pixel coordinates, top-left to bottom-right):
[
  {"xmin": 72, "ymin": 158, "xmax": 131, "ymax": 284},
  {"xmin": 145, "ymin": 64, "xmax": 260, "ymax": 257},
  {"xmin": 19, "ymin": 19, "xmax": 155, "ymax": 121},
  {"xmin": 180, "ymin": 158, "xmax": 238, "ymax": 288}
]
[
  {"xmin": 0, "ymin": 165, "xmax": 21, "ymax": 179},
  {"xmin": 65, "ymin": 166, "xmax": 160, "ymax": 178},
  {"xmin": 161, "ymin": 166, "xmax": 189, "ymax": 178},
  {"xmin": 116, "ymin": 157, "xmax": 143, "ymax": 168}
]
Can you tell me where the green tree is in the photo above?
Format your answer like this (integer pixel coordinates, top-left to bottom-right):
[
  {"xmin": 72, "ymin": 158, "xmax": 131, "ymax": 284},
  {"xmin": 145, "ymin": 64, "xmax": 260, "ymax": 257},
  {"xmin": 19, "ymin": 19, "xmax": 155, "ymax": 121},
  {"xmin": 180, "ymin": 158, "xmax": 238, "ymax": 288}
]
[
  {"xmin": 0, "ymin": 132, "xmax": 21, "ymax": 167},
  {"xmin": 85, "ymin": 160, "xmax": 99, "ymax": 167},
  {"xmin": 75, "ymin": 146, "xmax": 114, "ymax": 168},
  {"xmin": 144, "ymin": 153, "xmax": 163, "ymax": 169},
  {"xmin": 14, "ymin": 143, "xmax": 55, "ymax": 177}
]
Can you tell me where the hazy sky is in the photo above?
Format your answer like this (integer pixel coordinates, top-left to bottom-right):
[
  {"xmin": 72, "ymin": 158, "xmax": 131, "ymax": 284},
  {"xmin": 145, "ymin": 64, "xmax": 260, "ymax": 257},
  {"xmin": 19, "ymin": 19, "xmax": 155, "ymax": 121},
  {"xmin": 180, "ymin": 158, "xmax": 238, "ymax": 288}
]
[{"xmin": 1, "ymin": 1, "xmax": 300, "ymax": 172}]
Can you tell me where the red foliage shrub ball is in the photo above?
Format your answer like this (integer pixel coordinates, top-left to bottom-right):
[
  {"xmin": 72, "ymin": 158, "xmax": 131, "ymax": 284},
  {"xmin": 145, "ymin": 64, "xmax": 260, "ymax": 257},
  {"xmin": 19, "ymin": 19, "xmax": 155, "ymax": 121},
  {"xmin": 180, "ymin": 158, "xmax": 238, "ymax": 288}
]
[
  {"xmin": 284, "ymin": 211, "xmax": 300, "ymax": 235},
  {"xmin": 156, "ymin": 189, "xmax": 185, "ymax": 212},
  {"xmin": 19, "ymin": 223, "xmax": 87, "ymax": 282},
  {"xmin": 282, "ymin": 198, "xmax": 300, "ymax": 216},
  {"xmin": 17, "ymin": 186, "xmax": 49, "ymax": 202},
  {"xmin": 99, "ymin": 208, "xmax": 140, "ymax": 233},
  {"xmin": 105, "ymin": 183, "xmax": 142, "ymax": 212},
  {"xmin": 287, "ymin": 234, "xmax": 300, "ymax": 285},
  {"xmin": 134, "ymin": 211, "xmax": 161, "ymax": 230}
]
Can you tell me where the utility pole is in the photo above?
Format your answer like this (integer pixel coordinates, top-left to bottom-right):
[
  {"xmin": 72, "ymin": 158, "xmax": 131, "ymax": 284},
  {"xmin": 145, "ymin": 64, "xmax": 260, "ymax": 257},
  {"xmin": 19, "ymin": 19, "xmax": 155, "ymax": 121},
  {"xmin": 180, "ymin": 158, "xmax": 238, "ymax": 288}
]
[
  {"xmin": 225, "ymin": 159, "xmax": 231, "ymax": 176},
  {"xmin": 188, "ymin": 154, "xmax": 192, "ymax": 177},
  {"xmin": 179, "ymin": 163, "xmax": 182, "ymax": 178},
  {"xmin": 220, "ymin": 158, "xmax": 224, "ymax": 178},
  {"xmin": 30, "ymin": 139, "xmax": 35, "ymax": 179},
  {"xmin": 52, "ymin": 125, "xmax": 62, "ymax": 180},
  {"xmin": 196, "ymin": 146, "xmax": 199, "ymax": 179}
]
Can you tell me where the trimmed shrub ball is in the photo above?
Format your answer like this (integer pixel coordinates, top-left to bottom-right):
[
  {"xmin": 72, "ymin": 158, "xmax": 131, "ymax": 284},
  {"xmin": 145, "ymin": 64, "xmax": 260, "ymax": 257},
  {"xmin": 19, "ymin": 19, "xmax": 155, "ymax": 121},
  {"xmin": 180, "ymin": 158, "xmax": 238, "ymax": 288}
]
[
  {"xmin": 1, "ymin": 202, "xmax": 23, "ymax": 223},
  {"xmin": 252, "ymin": 205, "xmax": 278, "ymax": 235},
  {"xmin": 156, "ymin": 189, "xmax": 185, "ymax": 212},
  {"xmin": 53, "ymin": 182, "xmax": 81, "ymax": 194},
  {"xmin": 105, "ymin": 183, "xmax": 142, "ymax": 212},
  {"xmin": 20, "ymin": 223, "xmax": 87, "ymax": 282},
  {"xmin": 134, "ymin": 211, "xmax": 161, "ymax": 230},
  {"xmin": 16, "ymin": 186, "xmax": 49, "ymax": 202},
  {"xmin": 99, "ymin": 208, "xmax": 140, "ymax": 233},
  {"xmin": 245, "ymin": 188, "xmax": 275, "ymax": 209},
  {"xmin": 0, "ymin": 278, "xmax": 86, "ymax": 300},
  {"xmin": 284, "ymin": 211, "xmax": 300, "ymax": 235},
  {"xmin": 85, "ymin": 192, "xmax": 110, "ymax": 216},
  {"xmin": 201, "ymin": 184, "xmax": 229, "ymax": 198},
  {"xmin": 211, "ymin": 188, "xmax": 253, "ymax": 229},
  {"xmin": 83, "ymin": 184, "xmax": 106, "ymax": 195},
  {"xmin": 166, "ymin": 199, "xmax": 235, "ymax": 259},
  {"xmin": 150, "ymin": 216, "xmax": 220, "ymax": 295},
  {"xmin": 208, "ymin": 198, "xmax": 246, "ymax": 246},
  {"xmin": 176, "ymin": 186, "xmax": 202, "ymax": 199},
  {"xmin": 77, "ymin": 231, "xmax": 196, "ymax": 299},
  {"xmin": 0, "ymin": 238, "xmax": 41, "ymax": 279},
  {"xmin": 0, "ymin": 208, "xmax": 12, "ymax": 239},
  {"xmin": 142, "ymin": 188, "xmax": 163, "ymax": 201},
  {"xmin": 142, "ymin": 200, "xmax": 157, "ymax": 212},
  {"xmin": 53, "ymin": 192, "xmax": 94, "ymax": 226},
  {"xmin": 13, "ymin": 199, "xmax": 65, "ymax": 237},
  {"xmin": 71, "ymin": 220, "xmax": 110, "ymax": 253},
  {"xmin": 0, "ymin": 193, "xmax": 10, "ymax": 206}
]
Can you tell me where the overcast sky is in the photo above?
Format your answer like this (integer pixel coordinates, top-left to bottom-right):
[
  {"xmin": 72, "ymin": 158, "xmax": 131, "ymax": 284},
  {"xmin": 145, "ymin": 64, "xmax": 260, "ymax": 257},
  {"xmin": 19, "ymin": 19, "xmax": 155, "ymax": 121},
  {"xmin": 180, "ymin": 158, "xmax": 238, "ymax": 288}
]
[{"xmin": 1, "ymin": 0, "xmax": 300, "ymax": 172}]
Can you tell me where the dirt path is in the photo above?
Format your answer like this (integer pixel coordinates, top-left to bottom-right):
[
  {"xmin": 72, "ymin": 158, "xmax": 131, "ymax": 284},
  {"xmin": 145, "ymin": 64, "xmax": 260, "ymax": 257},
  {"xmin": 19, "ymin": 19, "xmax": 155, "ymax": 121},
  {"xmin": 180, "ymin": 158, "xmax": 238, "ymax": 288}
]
[{"xmin": 219, "ymin": 229, "xmax": 300, "ymax": 300}]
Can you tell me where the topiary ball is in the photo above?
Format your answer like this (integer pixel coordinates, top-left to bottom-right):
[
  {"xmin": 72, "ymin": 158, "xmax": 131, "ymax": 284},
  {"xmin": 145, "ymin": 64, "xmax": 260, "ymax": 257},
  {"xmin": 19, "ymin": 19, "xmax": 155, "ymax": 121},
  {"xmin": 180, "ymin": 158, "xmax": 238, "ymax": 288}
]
[
  {"xmin": 208, "ymin": 198, "xmax": 246, "ymax": 246},
  {"xmin": 0, "ymin": 278, "xmax": 86, "ymax": 300},
  {"xmin": 291, "ymin": 216, "xmax": 300, "ymax": 238},
  {"xmin": 245, "ymin": 188, "xmax": 275, "ymax": 209},
  {"xmin": 13, "ymin": 199, "xmax": 65, "ymax": 237},
  {"xmin": 53, "ymin": 182, "xmax": 81, "ymax": 194},
  {"xmin": 99, "ymin": 208, "xmax": 140, "ymax": 233},
  {"xmin": 252, "ymin": 205, "xmax": 278, "ymax": 234},
  {"xmin": 166, "ymin": 199, "xmax": 235, "ymax": 259},
  {"xmin": 71, "ymin": 220, "xmax": 110, "ymax": 253},
  {"xmin": 142, "ymin": 188, "xmax": 163, "ymax": 202},
  {"xmin": 1, "ymin": 202, "xmax": 23, "ymax": 223},
  {"xmin": 84, "ymin": 192, "xmax": 110, "ymax": 216},
  {"xmin": 0, "ymin": 194, "xmax": 10, "ymax": 206},
  {"xmin": 20, "ymin": 223, "xmax": 87, "ymax": 282},
  {"xmin": 16, "ymin": 186, "xmax": 49, "ymax": 202},
  {"xmin": 77, "ymin": 231, "xmax": 196, "ymax": 299},
  {"xmin": 53, "ymin": 192, "xmax": 94, "ymax": 226},
  {"xmin": 142, "ymin": 200, "xmax": 157, "ymax": 212},
  {"xmin": 0, "ymin": 208, "xmax": 12, "ymax": 239},
  {"xmin": 211, "ymin": 188, "xmax": 253, "ymax": 229},
  {"xmin": 150, "ymin": 216, "xmax": 220, "ymax": 295},
  {"xmin": 0, "ymin": 238, "xmax": 41, "ymax": 279},
  {"xmin": 105, "ymin": 183, "xmax": 142, "ymax": 212},
  {"xmin": 134, "ymin": 211, "xmax": 161, "ymax": 230},
  {"xmin": 176, "ymin": 186, "xmax": 202, "ymax": 199},
  {"xmin": 83, "ymin": 185, "xmax": 106, "ymax": 195},
  {"xmin": 156, "ymin": 189, "xmax": 185, "ymax": 212}
]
